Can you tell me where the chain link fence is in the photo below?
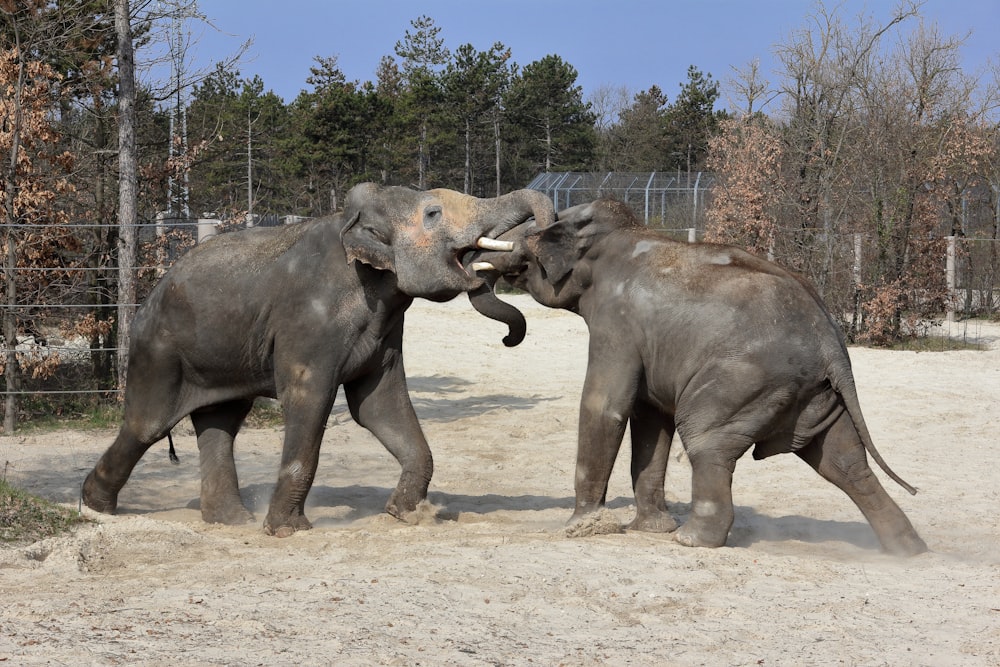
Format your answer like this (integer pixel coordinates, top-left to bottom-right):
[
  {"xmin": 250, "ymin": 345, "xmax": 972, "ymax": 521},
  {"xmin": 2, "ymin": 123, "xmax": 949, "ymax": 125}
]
[
  {"xmin": 526, "ymin": 171, "xmax": 715, "ymax": 233},
  {"xmin": 2, "ymin": 181, "xmax": 998, "ymax": 416}
]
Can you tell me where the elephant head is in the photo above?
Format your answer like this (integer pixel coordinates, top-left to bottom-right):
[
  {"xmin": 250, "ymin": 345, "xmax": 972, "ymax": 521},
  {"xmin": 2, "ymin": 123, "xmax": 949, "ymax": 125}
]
[
  {"xmin": 465, "ymin": 198, "xmax": 637, "ymax": 320},
  {"xmin": 341, "ymin": 184, "xmax": 554, "ymax": 316}
]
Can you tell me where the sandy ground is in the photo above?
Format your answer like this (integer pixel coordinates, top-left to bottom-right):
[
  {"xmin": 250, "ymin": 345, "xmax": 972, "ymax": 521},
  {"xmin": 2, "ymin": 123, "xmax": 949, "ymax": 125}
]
[{"xmin": 1, "ymin": 294, "xmax": 999, "ymax": 666}]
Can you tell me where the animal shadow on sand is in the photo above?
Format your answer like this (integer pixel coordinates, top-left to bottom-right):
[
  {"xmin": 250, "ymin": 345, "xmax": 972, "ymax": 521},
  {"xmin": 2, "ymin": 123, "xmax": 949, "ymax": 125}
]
[
  {"xmin": 404, "ymin": 374, "xmax": 556, "ymax": 423},
  {"xmin": 670, "ymin": 501, "xmax": 881, "ymax": 552},
  {"xmin": 14, "ymin": 454, "xmax": 880, "ymax": 551}
]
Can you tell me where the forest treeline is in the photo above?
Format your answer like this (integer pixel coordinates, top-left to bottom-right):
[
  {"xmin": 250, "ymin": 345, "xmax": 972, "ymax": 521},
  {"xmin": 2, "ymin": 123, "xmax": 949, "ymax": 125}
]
[
  {"xmin": 177, "ymin": 21, "xmax": 727, "ymax": 218},
  {"xmin": 1, "ymin": 1, "xmax": 998, "ymax": 430}
]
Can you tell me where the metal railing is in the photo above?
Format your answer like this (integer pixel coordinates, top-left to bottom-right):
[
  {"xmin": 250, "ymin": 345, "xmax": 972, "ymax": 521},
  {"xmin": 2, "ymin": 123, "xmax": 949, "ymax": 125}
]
[{"xmin": 527, "ymin": 171, "xmax": 716, "ymax": 227}]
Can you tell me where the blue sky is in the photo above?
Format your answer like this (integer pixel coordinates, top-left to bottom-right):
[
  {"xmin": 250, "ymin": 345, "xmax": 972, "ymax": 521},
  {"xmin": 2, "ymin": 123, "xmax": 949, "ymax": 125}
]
[{"xmin": 187, "ymin": 0, "xmax": 998, "ymax": 112}]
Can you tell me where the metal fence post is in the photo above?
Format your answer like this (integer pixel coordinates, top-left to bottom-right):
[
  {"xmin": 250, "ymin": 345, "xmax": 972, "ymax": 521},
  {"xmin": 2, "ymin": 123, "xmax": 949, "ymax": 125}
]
[
  {"xmin": 692, "ymin": 171, "xmax": 702, "ymax": 228},
  {"xmin": 644, "ymin": 172, "xmax": 655, "ymax": 225}
]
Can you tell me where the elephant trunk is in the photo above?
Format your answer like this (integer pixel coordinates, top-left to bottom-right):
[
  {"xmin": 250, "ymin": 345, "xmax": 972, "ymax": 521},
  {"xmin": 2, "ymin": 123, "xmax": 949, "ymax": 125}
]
[
  {"xmin": 459, "ymin": 189, "xmax": 549, "ymax": 346},
  {"xmin": 475, "ymin": 188, "xmax": 555, "ymax": 239},
  {"xmin": 467, "ymin": 277, "xmax": 526, "ymax": 347}
]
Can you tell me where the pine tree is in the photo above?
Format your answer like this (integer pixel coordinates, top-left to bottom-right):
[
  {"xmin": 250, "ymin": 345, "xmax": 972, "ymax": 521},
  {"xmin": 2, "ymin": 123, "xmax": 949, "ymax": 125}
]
[{"xmin": 504, "ymin": 54, "xmax": 596, "ymax": 185}]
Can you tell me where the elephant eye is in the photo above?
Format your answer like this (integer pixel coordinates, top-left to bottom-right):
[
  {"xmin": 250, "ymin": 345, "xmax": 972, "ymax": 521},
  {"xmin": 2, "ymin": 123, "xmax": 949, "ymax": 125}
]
[
  {"xmin": 423, "ymin": 205, "xmax": 442, "ymax": 229},
  {"xmin": 364, "ymin": 225, "xmax": 389, "ymax": 244}
]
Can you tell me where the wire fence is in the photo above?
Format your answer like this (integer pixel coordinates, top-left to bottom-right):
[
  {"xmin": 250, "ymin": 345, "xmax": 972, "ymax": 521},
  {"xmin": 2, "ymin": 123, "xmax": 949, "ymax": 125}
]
[
  {"xmin": 527, "ymin": 171, "xmax": 716, "ymax": 228},
  {"xmin": 2, "ymin": 193, "xmax": 999, "ymax": 410}
]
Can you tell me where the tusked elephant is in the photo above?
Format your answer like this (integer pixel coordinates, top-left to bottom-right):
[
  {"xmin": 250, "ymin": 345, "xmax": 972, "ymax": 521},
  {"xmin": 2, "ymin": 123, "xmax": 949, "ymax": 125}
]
[
  {"xmin": 82, "ymin": 183, "xmax": 553, "ymax": 537},
  {"xmin": 465, "ymin": 198, "xmax": 927, "ymax": 556}
]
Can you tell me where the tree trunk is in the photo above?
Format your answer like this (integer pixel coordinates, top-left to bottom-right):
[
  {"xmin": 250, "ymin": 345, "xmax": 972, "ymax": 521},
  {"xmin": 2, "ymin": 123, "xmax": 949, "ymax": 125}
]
[
  {"xmin": 464, "ymin": 118, "xmax": 471, "ymax": 194},
  {"xmin": 3, "ymin": 239, "xmax": 17, "ymax": 434},
  {"xmin": 494, "ymin": 114, "xmax": 501, "ymax": 198},
  {"xmin": 115, "ymin": 0, "xmax": 138, "ymax": 391},
  {"xmin": 90, "ymin": 106, "xmax": 115, "ymax": 391},
  {"xmin": 544, "ymin": 122, "xmax": 553, "ymax": 172},
  {"xmin": 418, "ymin": 121, "xmax": 427, "ymax": 189},
  {"xmin": 2, "ymin": 22, "xmax": 26, "ymax": 434}
]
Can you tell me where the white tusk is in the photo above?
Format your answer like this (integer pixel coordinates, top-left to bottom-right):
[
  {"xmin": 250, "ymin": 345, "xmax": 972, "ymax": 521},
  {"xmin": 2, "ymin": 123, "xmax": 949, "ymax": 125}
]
[
  {"xmin": 471, "ymin": 261, "xmax": 496, "ymax": 272},
  {"xmin": 476, "ymin": 237, "xmax": 514, "ymax": 252}
]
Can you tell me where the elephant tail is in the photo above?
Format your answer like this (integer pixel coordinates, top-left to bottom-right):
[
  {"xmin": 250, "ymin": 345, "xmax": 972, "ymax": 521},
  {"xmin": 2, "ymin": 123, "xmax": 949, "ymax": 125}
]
[
  {"xmin": 167, "ymin": 431, "xmax": 179, "ymax": 464},
  {"xmin": 829, "ymin": 359, "xmax": 918, "ymax": 495}
]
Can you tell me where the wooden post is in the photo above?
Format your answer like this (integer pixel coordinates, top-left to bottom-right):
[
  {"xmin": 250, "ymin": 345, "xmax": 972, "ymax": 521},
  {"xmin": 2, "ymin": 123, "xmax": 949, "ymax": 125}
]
[
  {"xmin": 853, "ymin": 233, "xmax": 862, "ymax": 287},
  {"xmin": 946, "ymin": 235, "xmax": 956, "ymax": 322}
]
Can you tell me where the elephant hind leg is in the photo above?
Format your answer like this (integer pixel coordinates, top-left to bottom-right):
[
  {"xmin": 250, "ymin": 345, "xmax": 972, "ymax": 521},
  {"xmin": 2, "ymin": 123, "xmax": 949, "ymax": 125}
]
[
  {"xmin": 82, "ymin": 420, "xmax": 172, "ymax": 514},
  {"xmin": 191, "ymin": 399, "xmax": 256, "ymax": 525},
  {"xmin": 673, "ymin": 430, "xmax": 753, "ymax": 548},
  {"xmin": 796, "ymin": 412, "xmax": 927, "ymax": 556}
]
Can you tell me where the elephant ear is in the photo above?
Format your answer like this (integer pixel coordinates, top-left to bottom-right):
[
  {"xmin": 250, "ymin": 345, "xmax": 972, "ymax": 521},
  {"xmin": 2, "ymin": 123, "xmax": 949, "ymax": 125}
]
[
  {"xmin": 527, "ymin": 203, "xmax": 606, "ymax": 284},
  {"xmin": 340, "ymin": 201, "xmax": 395, "ymax": 273}
]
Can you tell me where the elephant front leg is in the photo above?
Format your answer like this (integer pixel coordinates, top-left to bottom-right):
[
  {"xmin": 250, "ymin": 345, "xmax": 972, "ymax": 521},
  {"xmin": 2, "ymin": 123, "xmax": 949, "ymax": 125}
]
[
  {"xmin": 345, "ymin": 363, "xmax": 433, "ymax": 520},
  {"xmin": 191, "ymin": 400, "xmax": 255, "ymax": 525},
  {"xmin": 626, "ymin": 403, "xmax": 677, "ymax": 533},
  {"xmin": 264, "ymin": 433, "xmax": 322, "ymax": 537},
  {"xmin": 263, "ymin": 391, "xmax": 333, "ymax": 537},
  {"xmin": 674, "ymin": 430, "xmax": 752, "ymax": 548},
  {"xmin": 569, "ymin": 357, "xmax": 639, "ymax": 526}
]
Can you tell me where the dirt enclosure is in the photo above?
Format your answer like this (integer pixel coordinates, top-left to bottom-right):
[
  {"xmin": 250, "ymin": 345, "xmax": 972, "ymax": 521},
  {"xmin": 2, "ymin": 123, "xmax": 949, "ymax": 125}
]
[{"xmin": 2, "ymin": 295, "xmax": 999, "ymax": 665}]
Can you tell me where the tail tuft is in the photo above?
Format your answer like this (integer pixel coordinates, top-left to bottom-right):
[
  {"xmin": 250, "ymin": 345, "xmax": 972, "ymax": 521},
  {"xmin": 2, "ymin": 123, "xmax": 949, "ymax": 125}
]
[{"xmin": 168, "ymin": 432, "xmax": 179, "ymax": 464}]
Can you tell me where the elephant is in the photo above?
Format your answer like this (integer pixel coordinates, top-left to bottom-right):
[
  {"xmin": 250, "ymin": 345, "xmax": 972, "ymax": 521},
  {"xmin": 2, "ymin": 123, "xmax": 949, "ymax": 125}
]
[
  {"xmin": 81, "ymin": 182, "xmax": 553, "ymax": 537},
  {"xmin": 465, "ymin": 198, "xmax": 927, "ymax": 556}
]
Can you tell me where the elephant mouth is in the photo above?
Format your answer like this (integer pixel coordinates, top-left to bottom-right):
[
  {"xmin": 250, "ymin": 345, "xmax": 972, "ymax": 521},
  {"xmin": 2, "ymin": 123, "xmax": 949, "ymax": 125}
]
[
  {"xmin": 469, "ymin": 237, "xmax": 513, "ymax": 272},
  {"xmin": 463, "ymin": 232, "xmax": 526, "ymax": 276},
  {"xmin": 456, "ymin": 236, "xmax": 515, "ymax": 279}
]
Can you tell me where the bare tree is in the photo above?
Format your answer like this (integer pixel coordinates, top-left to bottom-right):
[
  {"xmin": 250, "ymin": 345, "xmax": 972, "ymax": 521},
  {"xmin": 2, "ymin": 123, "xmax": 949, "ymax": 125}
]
[
  {"xmin": 588, "ymin": 83, "xmax": 632, "ymax": 132},
  {"xmin": 710, "ymin": 1, "xmax": 996, "ymax": 343},
  {"xmin": 726, "ymin": 58, "xmax": 774, "ymax": 117},
  {"xmin": 773, "ymin": 1, "xmax": 919, "ymax": 295},
  {"xmin": 0, "ymin": 3, "xmax": 87, "ymax": 432},
  {"xmin": 848, "ymin": 17, "xmax": 989, "ymax": 341},
  {"xmin": 115, "ymin": 0, "xmax": 137, "ymax": 391},
  {"xmin": 111, "ymin": 0, "xmax": 248, "ymax": 390}
]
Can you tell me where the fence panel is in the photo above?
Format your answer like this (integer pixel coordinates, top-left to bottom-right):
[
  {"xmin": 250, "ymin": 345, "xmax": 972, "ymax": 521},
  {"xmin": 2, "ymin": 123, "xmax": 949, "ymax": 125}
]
[
  {"xmin": 954, "ymin": 237, "xmax": 1000, "ymax": 317},
  {"xmin": 526, "ymin": 171, "xmax": 715, "ymax": 228},
  {"xmin": 2, "ymin": 210, "xmax": 997, "ymax": 413}
]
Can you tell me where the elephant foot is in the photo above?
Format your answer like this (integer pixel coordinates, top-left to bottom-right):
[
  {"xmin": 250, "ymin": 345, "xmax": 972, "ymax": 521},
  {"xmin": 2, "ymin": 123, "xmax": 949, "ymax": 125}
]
[
  {"xmin": 565, "ymin": 507, "xmax": 624, "ymax": 537},
  {"xmin": 674, "ymin": 517, "xmax": 729, "ymax": 548},
  {"xmin": 567, "ymin": 500, "xmax": 606, "ymax": 526},
  {"xmin": 384, "ymin": 495, "xmax": 416, "ymax": 521},
  {"xmin": 81, "ymin": 471, "xmax": 118, "ymax": 514},
  {"xmin": 384, "ymin": 474, "xmax": 428, "ymax": 520},
  {"xmin": 878, "ymin": 529, "xmax": 928, "ymax": 557},
  {"xmin": 627, "ymin": 509, "xmax": 677, "ymax": 533},
  {"xmin": 201, "ymin": 500, "xmax": 255, "ymax": 526},
  {"xmin": 263, "ymin": 511, "xmax": 313, "ymax": 538}
]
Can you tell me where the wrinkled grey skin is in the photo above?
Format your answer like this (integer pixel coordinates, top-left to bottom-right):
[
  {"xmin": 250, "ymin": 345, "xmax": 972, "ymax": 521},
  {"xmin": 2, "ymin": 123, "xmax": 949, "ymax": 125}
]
[
  {"xmin": 82, "ymin": 183, "xmax": 554, "ymax": 537},
  {"xmin": 467, "ymin": 199, "xmax": 927, "ymax": 556}
]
